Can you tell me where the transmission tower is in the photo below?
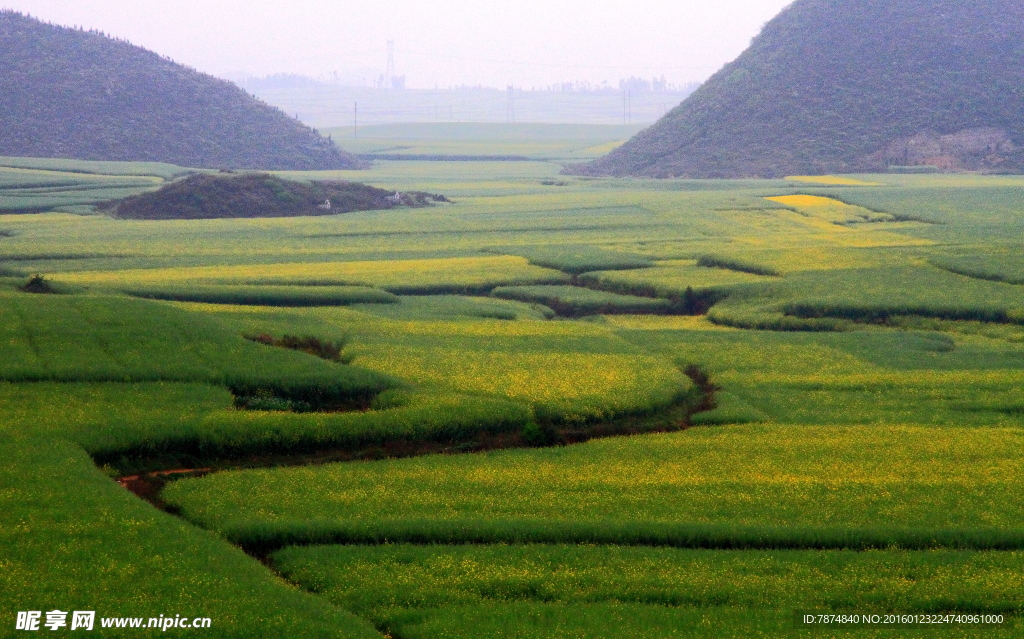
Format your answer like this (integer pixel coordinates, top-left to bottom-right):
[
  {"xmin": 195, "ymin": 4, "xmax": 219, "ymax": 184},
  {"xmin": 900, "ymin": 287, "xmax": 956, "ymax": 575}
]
[{"xmin": 386, "ymin": 40, "xmax": 396, "ymax": 88}]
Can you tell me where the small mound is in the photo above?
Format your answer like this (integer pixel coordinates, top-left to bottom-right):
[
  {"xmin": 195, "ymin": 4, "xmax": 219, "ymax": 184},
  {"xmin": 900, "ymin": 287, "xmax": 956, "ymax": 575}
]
[
  {"xmin": 112, "ymin": 173, "xmax": 448, "ymax": 220},
  {"xmin": 19, "ymin": 274, "xmax": 56, "ymax": 294}
]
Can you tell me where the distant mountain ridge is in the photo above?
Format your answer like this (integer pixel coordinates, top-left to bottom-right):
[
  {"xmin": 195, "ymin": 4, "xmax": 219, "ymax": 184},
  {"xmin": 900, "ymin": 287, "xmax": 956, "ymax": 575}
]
[
  {"xmin": 572, "ymin": 0, "xmax": 1024, "ymax": 178},
  {"xmin": 0, "ymin": 11, "xmax": 363, "ymax": 170}
]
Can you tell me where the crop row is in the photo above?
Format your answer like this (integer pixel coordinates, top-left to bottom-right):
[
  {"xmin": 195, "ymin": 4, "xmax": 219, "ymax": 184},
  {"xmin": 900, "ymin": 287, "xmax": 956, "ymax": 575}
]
[
  {"xmin": 109, "ymin": 390, "xmax": 531, "ymax": 465},
  {"xmin": 163, "ymin": 424, "xmax": 1024, "ymax": 552},
  {"xmin": 0, "ymin": 291, "xmax": 400, "ymax": 401},
  {"xmin": 274, "ymin": 543, "xmax": 1024, "ymax": 616},
  {"xmin": 491, "ymin": 285, "xmax": 671, "ymax": 316},
  {"xmin": 121, "ymin": 283, "xmax": 399, "ymax": 306},
  {"xmin": 57, "ymin": 255, "xmax": 571, "ymax": 293},
  {"xmin": 705, "ymin": 265, "xmax": 1024, "ymax": 331}
]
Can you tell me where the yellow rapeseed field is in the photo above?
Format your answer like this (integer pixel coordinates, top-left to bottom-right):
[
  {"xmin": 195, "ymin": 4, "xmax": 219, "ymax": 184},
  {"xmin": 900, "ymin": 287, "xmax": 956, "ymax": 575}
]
[
  {"xmin": 584, "ymin": 260, "xmax": 774, "ymax": 297},
  {"xmin": 291, "ymin": 311, "xmax": 689, "ymax": 421},
  {"xmin": 603, "ymin": 315, "xmax": 740, "ymax": 331},
  {"xmin": 342, "ymin": 316, "xmax": 606, "ymax": 339},
  {"xmin": 57, "ymin": 255, "xmax": 567, "ymax": 290},
  {"xmin": 712, "ymin": 246, "xmax": 912, "ymax": 274},
  {"xmin": 166, "ymin": 424, "xmax": 1024, "ymax": 530},
  {"xmin": 356, "ymin": 348, "xmax": 684, "ymax": 420},
  {"xmin": 765, "ymin": 207, "xmax": 934, "ymax": 247},
  {"xmin": 768, "ymin": 195, "xmax": 857, "ymax": 208},
  {"xmin": 768, "ymin": 195, "xmax": 897, "ymax": 226}
]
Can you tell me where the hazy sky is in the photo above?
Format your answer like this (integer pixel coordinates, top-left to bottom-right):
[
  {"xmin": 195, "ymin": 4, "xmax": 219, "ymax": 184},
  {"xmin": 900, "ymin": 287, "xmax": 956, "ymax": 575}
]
[{"xmin": 4, "ymin": 0, "xmax": 793, "ymax": 88}]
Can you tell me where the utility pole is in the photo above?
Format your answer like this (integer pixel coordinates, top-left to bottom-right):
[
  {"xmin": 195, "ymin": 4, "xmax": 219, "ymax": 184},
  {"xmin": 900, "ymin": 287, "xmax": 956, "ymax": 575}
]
[
  {"xmin": 354, "ymin": 101, "xmax": 358, "ymax": 139},
  {"xmin": 507, "ymin": 85, "xmax": 515, "ymax": 123},
  {"xmin": 386, "ymin": 40, "xmax": 396, "ymax": 88}
]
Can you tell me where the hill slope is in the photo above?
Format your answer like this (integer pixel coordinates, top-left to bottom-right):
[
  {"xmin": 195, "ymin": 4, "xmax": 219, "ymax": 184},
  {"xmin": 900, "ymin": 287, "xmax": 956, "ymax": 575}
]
[
  {"xmin": 572, "ymin": 0, "xmax": 1024, "ymax": 178},
  {"xmin": 0, "ymin": 11, "xmax": 363, "ymax": 170}
]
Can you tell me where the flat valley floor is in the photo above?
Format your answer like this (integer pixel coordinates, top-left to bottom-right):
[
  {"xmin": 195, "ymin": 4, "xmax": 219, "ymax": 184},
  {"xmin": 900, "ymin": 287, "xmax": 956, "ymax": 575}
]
[{"xmin": 2, "ymin": 131, "xmax": 1024, "ymax": 637}]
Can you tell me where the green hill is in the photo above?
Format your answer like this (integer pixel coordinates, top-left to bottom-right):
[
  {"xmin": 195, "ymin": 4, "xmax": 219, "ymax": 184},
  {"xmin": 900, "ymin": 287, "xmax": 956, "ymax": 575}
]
[
  {"xmin": 0, "ymin": 11, "xmax": 363, "ymax": 170},
  {"xmin": 571, "ymin": 0, "xmax": 1024, "ymax": 178}
]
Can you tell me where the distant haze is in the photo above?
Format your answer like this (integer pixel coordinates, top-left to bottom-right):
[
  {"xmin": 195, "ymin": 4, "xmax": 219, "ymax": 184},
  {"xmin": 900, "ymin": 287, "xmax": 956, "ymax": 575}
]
[{"xmin": 2, "ymin": 0, "xmax": 792, "ymax": 88}]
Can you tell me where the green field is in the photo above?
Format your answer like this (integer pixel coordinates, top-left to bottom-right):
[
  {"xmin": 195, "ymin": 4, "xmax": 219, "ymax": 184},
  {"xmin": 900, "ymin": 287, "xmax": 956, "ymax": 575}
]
[
  {"xmin": 1, "ymin": 435, "xmax": 381, "ymax": 639},
  {"xmin": 2, "ymin": 146, "xmax": 1024, "ymax": 637},
  {"xmin": 165, "ymin": 425, "xmax": 1024, "ymax": 549},
  {"xmin": 323, "ymin": 123, "xmax": 648, "ymax": 161},
  {"xmin": 491, "ymin": 284, "xmax": 672, "ymax": 316},
  {"xmin": 270, "ymin": 544, "xmax": 1024, "ymax": 637}
]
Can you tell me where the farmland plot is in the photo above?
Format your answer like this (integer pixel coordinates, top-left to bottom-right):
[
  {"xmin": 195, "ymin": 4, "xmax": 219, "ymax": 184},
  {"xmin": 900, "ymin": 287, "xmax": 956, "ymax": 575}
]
[{"xmin": 3, "ymin": 153, "xmax": 1024, "ymax": 638}]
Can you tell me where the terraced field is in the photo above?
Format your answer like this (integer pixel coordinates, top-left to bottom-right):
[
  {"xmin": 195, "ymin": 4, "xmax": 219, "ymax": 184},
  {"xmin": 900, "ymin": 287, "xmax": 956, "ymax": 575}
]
[{"xmin": 2, "ymin": 150, "xmax": 1024, "ymax": 637}]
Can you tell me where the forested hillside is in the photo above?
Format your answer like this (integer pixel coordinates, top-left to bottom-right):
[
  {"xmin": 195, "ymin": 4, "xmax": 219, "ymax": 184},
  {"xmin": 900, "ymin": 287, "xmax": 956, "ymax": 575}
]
[
  {"xmin": 572, "ymin": 0, "xmax": 1024, "ymax": 178},
  {"xmin": 0, "ymin": 11, "xmax": 364, "ymax": 170}
]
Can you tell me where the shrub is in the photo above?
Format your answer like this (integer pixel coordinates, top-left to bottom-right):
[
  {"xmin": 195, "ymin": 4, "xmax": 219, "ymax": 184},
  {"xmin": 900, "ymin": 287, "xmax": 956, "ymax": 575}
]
[
  {"xmin": 247, "ymin": 334, "xmax": 352, "ymax": 364},
  {"xmin": 521, "ymin": 421, "xmax": 558, "ymax": 447},
  {"xmin": 19, "ymin": 273, "xmax": 55, "ymax": 294}
]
